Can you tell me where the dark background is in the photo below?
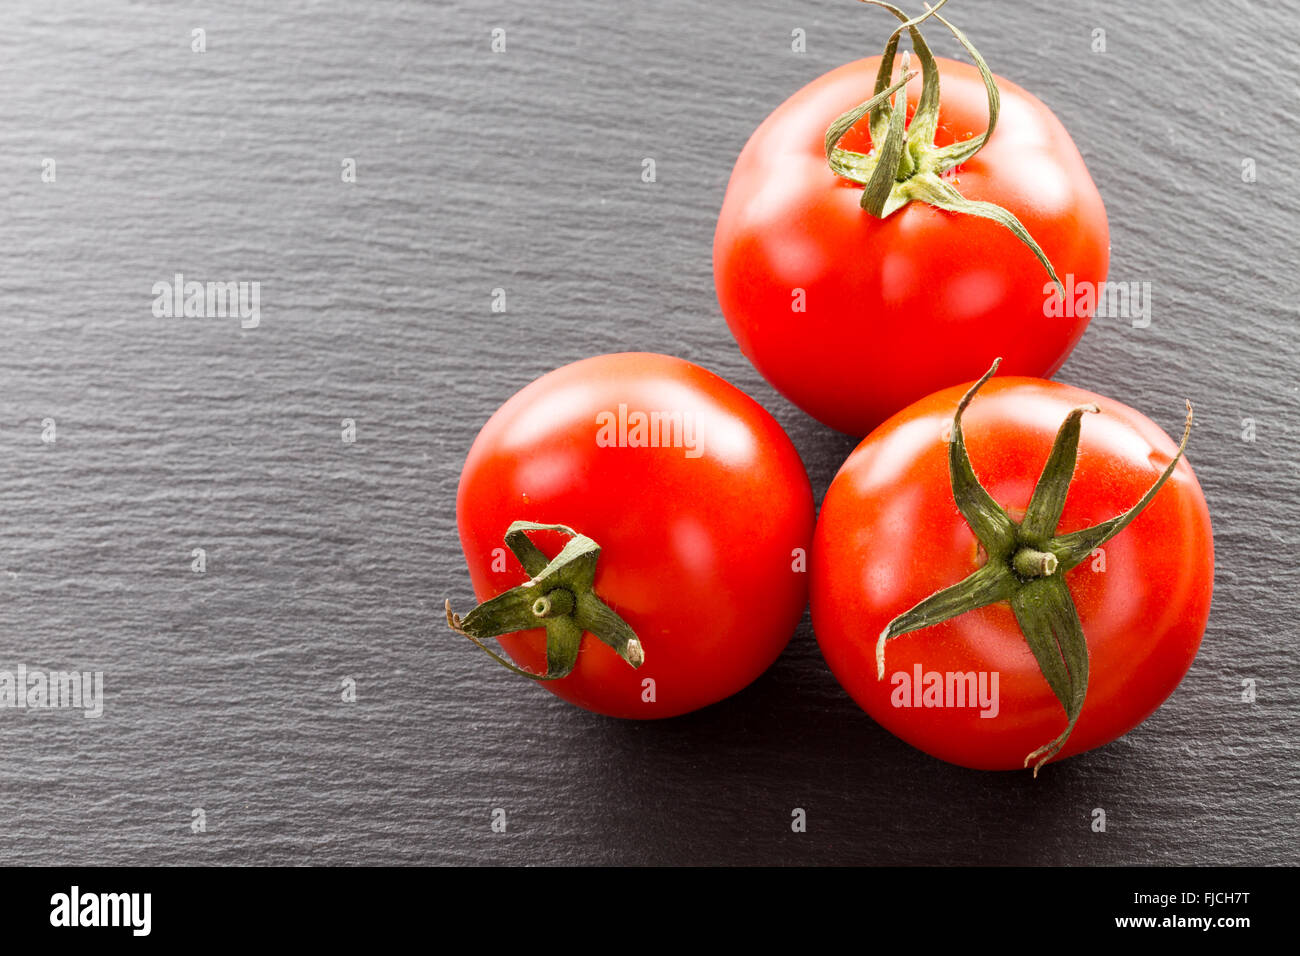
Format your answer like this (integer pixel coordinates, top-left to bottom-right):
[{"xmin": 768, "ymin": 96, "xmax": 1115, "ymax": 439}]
[{"xmin": 2, "ymin": 0, "xmax": 1295, "ymax": 865}]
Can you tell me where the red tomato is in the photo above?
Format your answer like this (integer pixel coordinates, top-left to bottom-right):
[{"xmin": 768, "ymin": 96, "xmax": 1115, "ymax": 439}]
[
  {"xmin": 810, "ymin": 376, "xmax": 1213, "ymax": 771},
  {"xmin": 714, "ymin": 53, "xmax": 1109, "ymax": 435},
  {"xmin": 453, "ymin": 353, "xmax": 815, "ymax": 718}
]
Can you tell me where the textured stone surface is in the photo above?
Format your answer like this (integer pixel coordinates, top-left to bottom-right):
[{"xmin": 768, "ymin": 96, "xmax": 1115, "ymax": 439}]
[{"xmin": 1, "ymin": 0, "xmax": 1296, "ymax": 865}]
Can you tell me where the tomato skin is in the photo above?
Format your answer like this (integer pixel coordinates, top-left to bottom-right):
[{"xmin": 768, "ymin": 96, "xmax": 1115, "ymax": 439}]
[
  {"xmin": 810, "ymin": 378, "xmax": 1213, "ymax": 770},
  {"xmin": 714, "ymin": 56, "xmax": 1110, "ymax": 435},
  {"xmin": 456, "ymin": 353, "xmax": 815, "ymax": 719}
]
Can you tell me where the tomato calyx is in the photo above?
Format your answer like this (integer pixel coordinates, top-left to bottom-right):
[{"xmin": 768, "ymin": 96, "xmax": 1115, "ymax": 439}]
[
  {"xmin": 446, "ymin": 521, "xmax": 644, "ymax": 681},
  {"xmin": 823, "ymin": 0, "xmax": 1064, "ymax": 297},
  {"xmin": 874, "ymin": 359, "xmax": 1195, "ymax": 775}
]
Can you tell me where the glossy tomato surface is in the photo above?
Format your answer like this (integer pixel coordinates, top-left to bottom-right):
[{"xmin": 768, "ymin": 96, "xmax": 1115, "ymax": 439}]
[
  {"xmin": 457, "ymin": 352, "xmax": 815, "ymax": 718},
  {"xmin": 714, "ymin": 56, "xmax": 1109, "ymax": 435},
  {"xmin": 811, "ymin": 378, "xmax": 1213, "ymax": 770}
]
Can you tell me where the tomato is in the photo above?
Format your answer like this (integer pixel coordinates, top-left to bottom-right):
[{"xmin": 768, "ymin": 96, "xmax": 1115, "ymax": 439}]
[
  {"xmin": 714, "ymin": 9, "xmax": 1109, "ymax": 435},
  {"xmin": 450, "ymin": 352, "xmax": 815, "ymax": 719},
  {"xmin": 810, "ymin": 369, "xmax": 1213, "ymax": 771}
]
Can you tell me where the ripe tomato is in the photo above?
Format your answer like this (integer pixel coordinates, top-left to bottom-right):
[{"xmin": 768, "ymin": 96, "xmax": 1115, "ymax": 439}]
[
  {"xmin": 714, "ymin": 21, "xmax": 1109, "ymax": 435},
  {"xmin": 451, "ymin": 352, "xmax": 815, "ymax": 719},
  {"xmin": 810, "ymin": 371, "xmax": 1213, "ymax": 771}
]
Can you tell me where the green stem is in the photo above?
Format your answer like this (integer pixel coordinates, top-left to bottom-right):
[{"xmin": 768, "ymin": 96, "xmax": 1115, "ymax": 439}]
[
  {"xmin": 825, "ymin": 0, "xmax": 1064, "ymax": 294},
  {"xmin": 1013, "ymin": 548, "xmax": 1059, "ymax": 579},
  {"xmin": 532, "ymin": 589, "xmax": 575, "ymax": 619},
  {"xmin": 447, "ymin": 522, "xmax": 644, "ymax": 681}
]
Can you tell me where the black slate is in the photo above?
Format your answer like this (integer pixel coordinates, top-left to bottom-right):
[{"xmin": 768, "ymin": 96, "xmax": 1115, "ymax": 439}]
[{"xmin": 1, "ymin": 0, "xmax": 1296, "ymax": 865}]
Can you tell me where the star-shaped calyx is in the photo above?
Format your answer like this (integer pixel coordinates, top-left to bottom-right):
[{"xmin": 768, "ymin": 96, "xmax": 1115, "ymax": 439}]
[
  {"xmin": 446, "ymin": 522, "xmax": 643, "ymax": 680},
  {"xmin": 875, "ymin": 360, "xmax": 1193, "ymax": 774},
  {"xmin": 824, "ymin": 0, "xmax": 1064, "ymax": 298}
]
